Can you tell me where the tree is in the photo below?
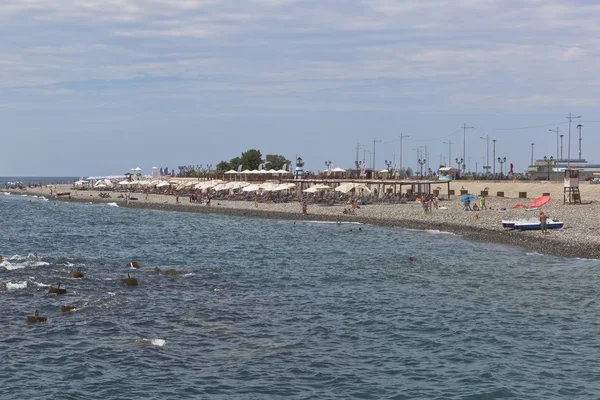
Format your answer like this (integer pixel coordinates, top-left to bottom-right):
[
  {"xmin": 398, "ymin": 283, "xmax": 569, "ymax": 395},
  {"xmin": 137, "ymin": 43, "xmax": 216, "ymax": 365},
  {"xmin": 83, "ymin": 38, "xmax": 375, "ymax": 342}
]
[
  {"xmin": 265, "ymin": 154, "xmax": 290, "ymax": 170},
  {"xmin": 240, "ymin": 149, "xmax": 262, "ymax": 171},
  {"xmin": 229, "ymin": 156, "xmax": 242, "ymax": 171},
  {"xmin": 216, "ymin": 161, "xmax": 230, "ymax": 172}
]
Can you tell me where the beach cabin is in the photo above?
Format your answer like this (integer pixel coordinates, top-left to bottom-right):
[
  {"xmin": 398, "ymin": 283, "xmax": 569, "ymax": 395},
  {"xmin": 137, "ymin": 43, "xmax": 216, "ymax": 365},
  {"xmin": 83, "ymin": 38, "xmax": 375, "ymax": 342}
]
[{"xmin": 438, "ymin": 167, "xmax": 459, "ymax": 180}]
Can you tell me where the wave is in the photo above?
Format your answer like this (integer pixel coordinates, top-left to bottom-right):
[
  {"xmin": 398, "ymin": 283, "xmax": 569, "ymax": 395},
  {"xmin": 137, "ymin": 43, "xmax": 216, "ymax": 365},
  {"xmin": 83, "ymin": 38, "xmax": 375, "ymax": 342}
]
[
  {"xmin": 2, "ymin": 254, "xmax": 50, "ymax": 270},
  {"xmin": 106, "ymin": 202, "xmax": 119, "ymax": 208},
  {"xmin": 4, "ymin": 281, "xmax": 27, "ymax": 290},
  {"xmin": 134, "ymin": 338, "xmax": 166, "ymax": 347},
  {"xmin": 300, "ymin": 220, "xmax": 362, "ymax": 225}
]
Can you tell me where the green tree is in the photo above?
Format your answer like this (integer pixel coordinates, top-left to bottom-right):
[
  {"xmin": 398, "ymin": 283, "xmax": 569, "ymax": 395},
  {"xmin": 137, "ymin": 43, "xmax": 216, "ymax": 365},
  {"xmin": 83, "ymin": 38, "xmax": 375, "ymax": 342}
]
[
  {"xmin": 240, "ymin": 149, "xmax": 262, "ymax": 170},
  {"xmin": 229, "ymin": 156, "xmax": 242, "ymax": 171},
  {"xmin": 216, "ymin": 161, "xmax": 231, "ymax": 172},
  {"xmin": 265, "ymin": 154, "xmax": 290, "ymax": 170}
]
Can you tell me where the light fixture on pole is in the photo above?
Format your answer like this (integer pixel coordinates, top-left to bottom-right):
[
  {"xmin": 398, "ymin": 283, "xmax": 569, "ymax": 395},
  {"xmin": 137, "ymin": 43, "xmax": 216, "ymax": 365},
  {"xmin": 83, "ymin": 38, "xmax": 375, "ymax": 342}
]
[
  {"xmin": 549, "ymin": 127, "xmax": 560, "ymax": 160},
  {"xmin": 543, "ymin": 156, "xmax": 554, "ymax": 181},
  {"xmin": 324, "ymin": 160, "xmax": 332, "ymax": 175},
  {"xmin": 455, "ymin": 157, "xmax": 463, "ymax": 174},
  {"xmin": 398, "ymin": 133, "xmax": 409, "ymax": 178},
  {"xmin": 497, "ymin": 157, "xmax": 506, "ymax": 177},
  {"xmin": 566, "ymin": 113, "xmax": 582, "ymax": 167},
  {"xmin": 417, "ymin": 158, "xmax": 426, "ymax": 179},
  {"xmin": 462, "ymin": 123, "xmax": 474, "ymax": 174},
  {"xmin": 492, "ymin": 139, "xmax": 497, "ymax": 175},
  {"xmin": 480, "ymin": 134, "xmax": 491, "ymax": 174},
  {"xmin": 443, "ymin": 140, "xmax": 452, "ymax": 167},
  {"xmin": 560, "ymin": 135, "xmax": 564, "ymax": 159},
  {"xmin": 384, "ymin": 160, "xmax": 392, "ymax": 179},
  {"xmin": 577, "ymin": 124, "xmax": 583, "ymax": 160}
]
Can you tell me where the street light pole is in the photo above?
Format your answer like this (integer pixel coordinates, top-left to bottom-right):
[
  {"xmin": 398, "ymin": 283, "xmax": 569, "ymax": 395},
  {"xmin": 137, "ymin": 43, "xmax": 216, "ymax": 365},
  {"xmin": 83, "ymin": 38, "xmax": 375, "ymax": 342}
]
[
  {"xmin": 455, "ymin": 157, "xmax": 463, "ymax": 176},
  {"xmin": 417, "ymin": 159, "xmax": 426, "ymax": 179},
  {"xmin": 480, "ymin": 134, "xmax": 491, "ymax": 174},
  {"xmin": 549, "ymin": 127, "xmax": 560, "ymax": 160},
  {"xmin": 543, "ymin": 156, "xmax": 554, "ymax": 180},
  {"xmin": 566, "ymin": 113, "xmax": 582, "ymax": 167},
  {"xmin": 443, "ymin": 140, "xmax": 452, "ymax": 166},
  {"xmin": 492, "ymin": 139, "xmax": 497, "ymax": 175},
  {"xmin": 531, "ymin": 143, "xmax": 534, "ymax": 166},
  {"xmin": 462, "ymin": 123, "xmax": 474, "ymax": 174},
  {"xmin": 497, "ymin": 157, "xmax": 506, "ymax": 177},
  {"xmin": 577, "ymin": 124, "xmax": 583, "ymax": 160},
  {"xmin": 560, "ymin": 134, "xmax": 564, "ymax": 159},
  {"xmin": 399, "ymin": 133, "xmax": 409, "ymax": 178}
]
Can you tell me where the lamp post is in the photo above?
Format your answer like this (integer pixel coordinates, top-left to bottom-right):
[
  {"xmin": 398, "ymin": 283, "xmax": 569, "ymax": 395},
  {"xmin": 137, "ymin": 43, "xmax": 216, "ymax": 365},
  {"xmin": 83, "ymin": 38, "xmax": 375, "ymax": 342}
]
[
  {"xmin": 560, "ymin": 135, "xmax": 564, "ymax": 159},
  {"xmin": 384, "ymin": 160, "xmax": 392, "ymax": 179},
  {"xmin": 497, "ymin": 157, "xmax": 506, "ymax": 177},
  {"xmin": 461, "ymin": 123, "xmax": 474, "ymax": 174},
  {"xmin": 418, "ymin": 159, "xmax": 426, "ymax": 179},
  {"xmin": 325, "ymin": 160, "xmax": 332, "ymax": 176},
  {"xmin": 566, "ymin": 113, "xmax": 582, "ymax": 167},
  {"xmin": 480, "ymin": 135, "xmax": 491, "ymax": 175},
  {"xmin": 455, "ymin": 157, "xmax": 463, "ymax": 176},
  {"xmin": 443, "ymin": 140, "xmax": 452, "ymax": 167},
  {"xmin": 549, "ymin": 127, "xmax": 560, "ymax": 160},
  {"xmin": 531, "ymin": 143, "xmax": 534, "ymax": 166},
  {"xmin": 399, "ymin": 133, "xmax": 409, "ymax": 178},
  {"xmin": 543, "ymin": 156, "xmax": 554, "ymax": 181},
  {"xmin": 492, "ymin": 139, "xmax": 497, "ymax": 175},
  {"xmin": 577, "ymin": 124, "xmax": 583, "ymax": 160}
]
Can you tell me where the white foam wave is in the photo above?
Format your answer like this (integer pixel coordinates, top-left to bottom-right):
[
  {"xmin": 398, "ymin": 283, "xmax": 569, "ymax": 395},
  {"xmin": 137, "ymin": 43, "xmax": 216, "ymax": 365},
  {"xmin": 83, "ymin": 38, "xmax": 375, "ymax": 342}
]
[
  {"xmin": 182, "ymin": 273, "xmax": 194, "ymax": 276},
  {"xmin": 302, "ymin": 220, "xmax": 362, "ymax": 225},
  {"xmin": 1, "ymin": 262, "xmax": 23, "ymax": 271},
  {"xmin": 106, "ymin": 202, "xmax": 119, "ymax": 207},
  {"xmin": 424, "ymin": 229, "xmax": 456, "ymax": 236},
  {"xmin": 29, "ymin": 279, "xmax": 50, "ymax": 287},
  {"xmin": 6, "ymin": 281, "xmax": 27, "ymax": 290},
  {"xmin": 2, "ymin": 192, "xmax": 10, "ymax": 196},
  {"xmin": 134, "ymin": 338, "xmax": 166, "ymax": 347}
]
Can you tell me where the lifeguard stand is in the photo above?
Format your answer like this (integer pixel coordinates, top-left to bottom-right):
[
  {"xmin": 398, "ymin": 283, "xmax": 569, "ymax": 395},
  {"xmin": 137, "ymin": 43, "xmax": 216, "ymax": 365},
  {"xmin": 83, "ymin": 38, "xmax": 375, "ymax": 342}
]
[{"xmin": 564, "ymin": 168, "xmax": 581, "ymax": 204}]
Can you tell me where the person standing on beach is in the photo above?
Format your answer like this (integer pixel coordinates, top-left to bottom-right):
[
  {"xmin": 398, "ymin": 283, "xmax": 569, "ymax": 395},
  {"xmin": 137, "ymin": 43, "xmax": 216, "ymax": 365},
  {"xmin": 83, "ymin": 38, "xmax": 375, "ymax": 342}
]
[
  {"xmin": 479, "ymin": 196, "xmax": 487, "ymax": 210},
  {"xmin": 539, "ymin": 211, "xmax": 547, "ymax": 234}
]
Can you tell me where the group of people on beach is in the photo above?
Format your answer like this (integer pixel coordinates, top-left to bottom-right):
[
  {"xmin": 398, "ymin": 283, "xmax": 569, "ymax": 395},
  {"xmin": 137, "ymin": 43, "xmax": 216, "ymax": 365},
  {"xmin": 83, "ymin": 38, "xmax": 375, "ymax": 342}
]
[{"xmin": 420, "ymin": 194, "xmax": 439, "ymax": 214}]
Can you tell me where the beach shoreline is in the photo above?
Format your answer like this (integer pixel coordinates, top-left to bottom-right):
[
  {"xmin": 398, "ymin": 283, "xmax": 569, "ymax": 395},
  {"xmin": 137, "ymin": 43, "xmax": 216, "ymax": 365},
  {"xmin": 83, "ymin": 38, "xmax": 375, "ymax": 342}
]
[{"xmin": 5, "ymin": 184, "xmax": 600, "ymax": 260}]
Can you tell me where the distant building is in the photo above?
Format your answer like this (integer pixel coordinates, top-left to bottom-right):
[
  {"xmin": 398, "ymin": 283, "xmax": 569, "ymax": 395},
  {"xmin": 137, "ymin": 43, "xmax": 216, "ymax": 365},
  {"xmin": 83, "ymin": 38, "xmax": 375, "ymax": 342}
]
[{"xmin": 527, "ymin": 159, "xmax": 600, "ymax": 181}]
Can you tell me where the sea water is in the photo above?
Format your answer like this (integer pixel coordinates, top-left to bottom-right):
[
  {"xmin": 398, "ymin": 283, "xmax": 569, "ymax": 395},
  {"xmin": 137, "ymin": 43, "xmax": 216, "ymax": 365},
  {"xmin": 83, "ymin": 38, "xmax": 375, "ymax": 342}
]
[{"xmin": 1, "ymin": 188, "xmax": 600, "ymax": 399}]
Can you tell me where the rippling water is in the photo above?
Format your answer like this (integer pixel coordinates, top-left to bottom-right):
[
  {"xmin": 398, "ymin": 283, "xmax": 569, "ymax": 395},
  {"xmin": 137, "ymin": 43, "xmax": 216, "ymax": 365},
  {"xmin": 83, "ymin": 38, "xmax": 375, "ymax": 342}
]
[{"xmin": 1, "ymin": 188, "xmax": 600, "ymax": 399}]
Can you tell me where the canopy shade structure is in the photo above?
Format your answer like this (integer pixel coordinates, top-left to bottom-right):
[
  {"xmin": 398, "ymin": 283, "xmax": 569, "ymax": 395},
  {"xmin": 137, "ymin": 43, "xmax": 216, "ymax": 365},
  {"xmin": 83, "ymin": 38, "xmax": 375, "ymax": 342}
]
[
  {"xmin": 224, "ymin": 170, "xmax": 239, "ymax": 174},
  {"xmin": 332, "ymin": 167, "xmax": 347, "ymax": 172},
  {"xmin": 334, "ymin": 183, "xmax": 371, "ymax": 194},
  {"xmin": 156, "ymin": 181, "xmax": 170, "ymax": 188}
]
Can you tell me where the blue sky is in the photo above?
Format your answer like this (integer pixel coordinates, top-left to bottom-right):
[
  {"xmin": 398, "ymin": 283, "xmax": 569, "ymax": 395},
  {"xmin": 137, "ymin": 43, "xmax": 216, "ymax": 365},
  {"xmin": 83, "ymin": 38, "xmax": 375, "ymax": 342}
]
[{"xmin": 1, "ymin": 0, "xmax": 598, "ymax": 176}]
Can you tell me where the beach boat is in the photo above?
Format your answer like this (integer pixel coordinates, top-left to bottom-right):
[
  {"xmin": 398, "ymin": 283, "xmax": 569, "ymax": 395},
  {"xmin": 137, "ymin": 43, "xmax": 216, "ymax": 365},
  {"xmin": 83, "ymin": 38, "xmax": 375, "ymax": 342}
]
[
  {"xmin": 501, "ymin": 218, "xmax": 538, "ymax": 229},
  {"xmin": 514, "ymin": 218, "xmax": 564, "ymax": 231}
]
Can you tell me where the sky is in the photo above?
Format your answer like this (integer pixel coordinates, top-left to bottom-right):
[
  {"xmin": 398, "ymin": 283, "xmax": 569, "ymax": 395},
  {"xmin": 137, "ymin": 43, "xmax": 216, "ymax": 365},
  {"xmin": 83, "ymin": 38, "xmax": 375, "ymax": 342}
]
[{"xmin": 1, "ymin": 0, "xmax": 599, "ymax": 177}]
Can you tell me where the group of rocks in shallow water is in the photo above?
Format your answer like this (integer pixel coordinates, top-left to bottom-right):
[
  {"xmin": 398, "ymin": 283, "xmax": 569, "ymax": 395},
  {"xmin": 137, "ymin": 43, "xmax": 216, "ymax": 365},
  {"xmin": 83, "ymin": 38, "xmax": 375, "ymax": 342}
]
[{"xmin": 1, "ymin": 258, "xmax": 180, "ymax": 325}]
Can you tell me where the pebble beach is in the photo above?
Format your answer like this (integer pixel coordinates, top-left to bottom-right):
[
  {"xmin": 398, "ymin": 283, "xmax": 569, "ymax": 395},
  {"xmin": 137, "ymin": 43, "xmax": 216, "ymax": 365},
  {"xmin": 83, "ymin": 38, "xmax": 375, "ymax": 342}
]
[{"xmin": 7, "ymin": 180, "xmax": 600, "ymax": 260}]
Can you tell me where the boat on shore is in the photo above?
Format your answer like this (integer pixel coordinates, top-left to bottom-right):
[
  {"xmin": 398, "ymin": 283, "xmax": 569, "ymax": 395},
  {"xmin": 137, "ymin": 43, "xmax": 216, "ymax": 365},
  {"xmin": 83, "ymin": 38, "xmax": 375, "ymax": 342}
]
[{"xmin": 502, "ymin": 218, "xmax": 564, "ymax": 230}]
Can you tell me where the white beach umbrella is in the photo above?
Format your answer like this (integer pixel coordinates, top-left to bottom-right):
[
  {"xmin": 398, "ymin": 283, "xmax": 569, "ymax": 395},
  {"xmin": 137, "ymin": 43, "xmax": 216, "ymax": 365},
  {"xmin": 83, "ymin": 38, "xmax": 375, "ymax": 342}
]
[
  {"xmin": 156, "ymin": 181, "xmax": 170, "ymax": 188},
  {"xmin": 242, "ymin": 184, "xmax": 261, "ymax": 192},
  {"xmin": 240, "ymin": 169, "xmax": 252, "ymax": 174},
  {"xmin": 224, "ymin": 169, "xmax": 239, "ymax": 174}
]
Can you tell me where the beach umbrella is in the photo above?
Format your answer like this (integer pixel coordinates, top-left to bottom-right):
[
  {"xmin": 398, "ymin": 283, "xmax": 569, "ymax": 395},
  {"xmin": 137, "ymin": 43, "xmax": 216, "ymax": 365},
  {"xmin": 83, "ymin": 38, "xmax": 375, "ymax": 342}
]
[
  {"xmin": 461, "ymin": 194, "xmax": 476, "ymax": 202},
  {"xmin": 224, "ymin": 170, "xmax": 238, "ymax": 174}
]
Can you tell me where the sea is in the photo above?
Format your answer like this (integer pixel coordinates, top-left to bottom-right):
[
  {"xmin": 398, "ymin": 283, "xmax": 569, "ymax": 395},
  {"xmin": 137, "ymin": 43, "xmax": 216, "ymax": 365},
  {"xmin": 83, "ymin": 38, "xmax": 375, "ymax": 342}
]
[{"xmin": 1, "ymin": 177, "xmax": 600, "ymax": 399}]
